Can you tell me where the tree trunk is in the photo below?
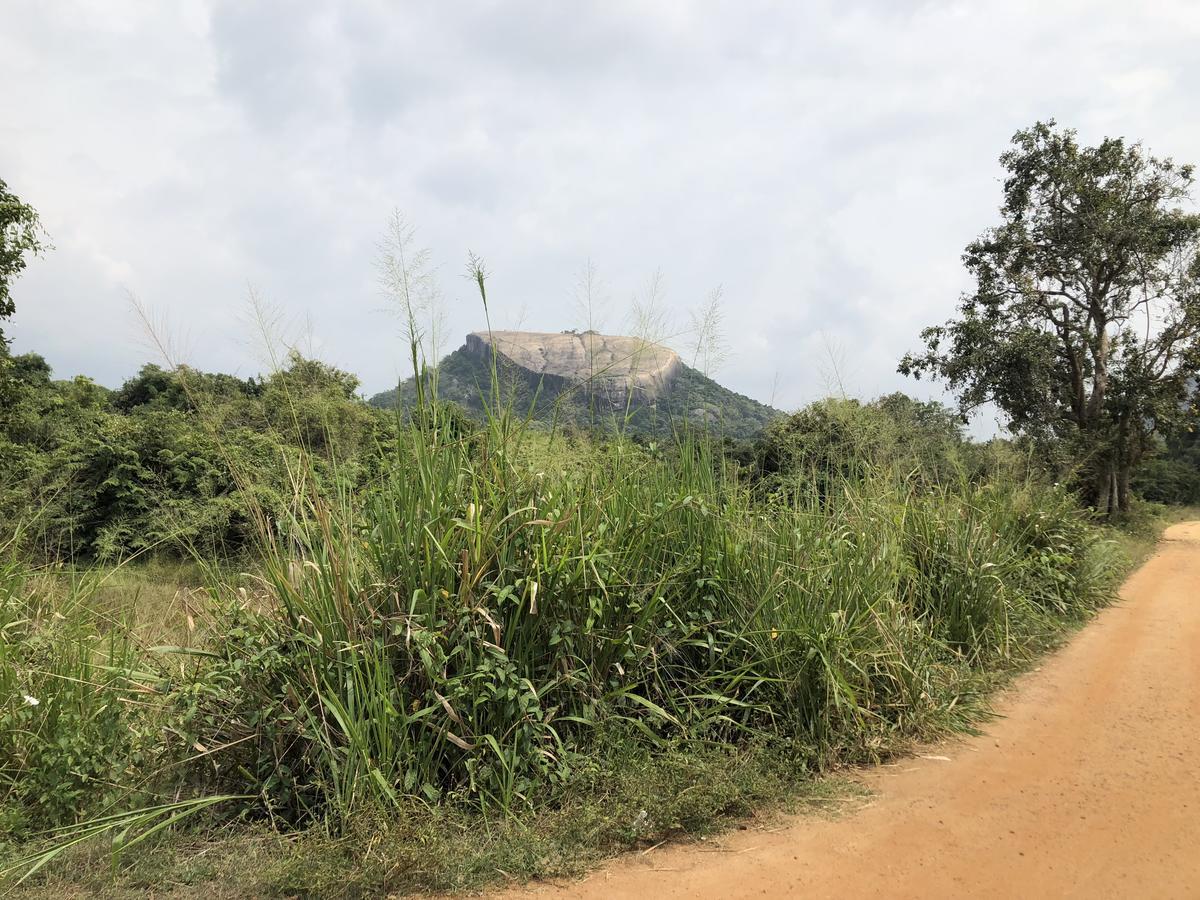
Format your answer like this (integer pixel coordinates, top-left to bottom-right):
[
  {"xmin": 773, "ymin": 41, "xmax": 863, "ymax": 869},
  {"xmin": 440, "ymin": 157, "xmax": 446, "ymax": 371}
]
[
  {"xmin": 1090, "ymin": 463, "xmax": 1115, "ymax": 517},
  {"xmin": 1088, "ymin": 453, "xmax": 1129, "ymax": 519},
  {"xmin": 1117, "ymin": 464, "xmax": 1132, "ymax": 515},
  {"xmin": 1086, "ymin": 324, "xmax": 1110, "ymax": 423}
]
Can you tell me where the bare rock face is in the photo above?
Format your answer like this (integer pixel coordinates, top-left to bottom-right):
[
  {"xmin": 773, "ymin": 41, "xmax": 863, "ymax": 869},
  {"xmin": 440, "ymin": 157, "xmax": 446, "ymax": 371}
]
[{"xmin": 465, "ymin": 330, "xmax": 681, "ymax": 408}]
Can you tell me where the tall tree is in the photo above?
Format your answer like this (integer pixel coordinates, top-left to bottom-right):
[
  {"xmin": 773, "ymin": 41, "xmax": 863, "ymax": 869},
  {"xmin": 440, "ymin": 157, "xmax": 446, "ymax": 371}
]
[
  {"xmin": 900, "ymin": 121, "xmax": 1200, "ymax": 515},
  {"xmin": 0, "ymin": 177, "xmax": 47, "ymax": 350}
]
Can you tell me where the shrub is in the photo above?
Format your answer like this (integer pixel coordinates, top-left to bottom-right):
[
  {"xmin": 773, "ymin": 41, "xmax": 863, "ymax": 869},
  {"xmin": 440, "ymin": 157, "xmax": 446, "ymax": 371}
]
[
  {"xmin": 1132, "ymin": 456, "xmax": 1200, "ymax": 505},
  {"xmin": 748, "ymin": 394, "xmax": 968, "ymax": 500}
]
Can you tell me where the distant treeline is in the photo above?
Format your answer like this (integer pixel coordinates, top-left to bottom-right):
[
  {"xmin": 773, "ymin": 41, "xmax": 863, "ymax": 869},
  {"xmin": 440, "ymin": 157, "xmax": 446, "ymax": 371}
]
[
  {"xmin": 2, "ymin": 348, "xmax": 1197, "ymax": 563},
  {"xmin": 0, "ymin": 352, "xmax": 390, "ymax": 559}
]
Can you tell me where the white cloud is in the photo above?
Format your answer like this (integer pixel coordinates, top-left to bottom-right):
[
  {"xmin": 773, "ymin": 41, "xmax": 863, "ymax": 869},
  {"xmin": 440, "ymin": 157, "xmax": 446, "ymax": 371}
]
[{"xmin": 3, "ymin": 0, "xmax": 1200, "ymax": 426}]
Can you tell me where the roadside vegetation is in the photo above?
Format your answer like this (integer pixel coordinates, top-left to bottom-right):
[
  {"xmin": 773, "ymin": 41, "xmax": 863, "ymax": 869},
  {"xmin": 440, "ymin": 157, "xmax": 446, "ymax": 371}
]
[
  {"xmin": 1, "ymin": 121, "xmax": 1198, "ymax": 896},
  {"xmin": 0, "ymin": 381, "xmax": 1132, "ymax": 896}
]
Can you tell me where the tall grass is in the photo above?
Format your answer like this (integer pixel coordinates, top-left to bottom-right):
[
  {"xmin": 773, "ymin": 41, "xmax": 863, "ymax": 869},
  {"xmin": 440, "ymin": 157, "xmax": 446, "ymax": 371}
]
[
  {"xmin": 0, "ymin": 270, "xmax": 1125, "ymax": 886},
  {"xmin": 168, "ymin": 395, "xmax": 1120, "ymax": 828},
  {"xmin": 0, "ymin": 554, "xmax": 148, "ymax": 835}
]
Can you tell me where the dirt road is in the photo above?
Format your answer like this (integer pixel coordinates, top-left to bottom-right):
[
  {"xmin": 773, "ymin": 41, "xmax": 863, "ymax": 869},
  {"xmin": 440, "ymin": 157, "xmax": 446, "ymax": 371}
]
[{"xmin": 500, "ymin": 522, "xmax": 1200, "ymax": 899}]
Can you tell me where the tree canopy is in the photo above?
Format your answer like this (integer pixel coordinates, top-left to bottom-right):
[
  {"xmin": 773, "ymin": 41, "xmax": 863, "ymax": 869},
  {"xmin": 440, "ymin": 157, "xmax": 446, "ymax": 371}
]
[
  {"xmin": 901, "ymin": 121, "xmax": 1200, "ymax": 515},
  {"xmin": 0, "ymin": 352, "xmax": 390, "ymax": 560},
  {"xmin": 0, "ymin": 177, "xmax": 46, "ymax": 349}
]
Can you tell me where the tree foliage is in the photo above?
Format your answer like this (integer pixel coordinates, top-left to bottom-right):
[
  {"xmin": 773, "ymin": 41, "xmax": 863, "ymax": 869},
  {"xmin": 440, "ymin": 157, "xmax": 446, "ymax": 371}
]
[
  {"xmin": 0, "ymin": 352, "xmax": 392, "ymax": 560},
  {"xmin": 0, "ymin": 177, "xmax": 46, "ymax": 348},
  {"xmin": 744, "ymin": 393, "xmax": 990, "ymax": 502},
  {"xmin": 901, "ymin": 121, "xmax": 1200, "ymax": 514}
]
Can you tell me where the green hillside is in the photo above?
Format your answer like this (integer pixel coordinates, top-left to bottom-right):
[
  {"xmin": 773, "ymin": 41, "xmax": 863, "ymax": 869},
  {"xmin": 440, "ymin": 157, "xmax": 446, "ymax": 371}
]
[{"xmin": 368, "ymin": 343, "xmax": 780, "ymax": 439}]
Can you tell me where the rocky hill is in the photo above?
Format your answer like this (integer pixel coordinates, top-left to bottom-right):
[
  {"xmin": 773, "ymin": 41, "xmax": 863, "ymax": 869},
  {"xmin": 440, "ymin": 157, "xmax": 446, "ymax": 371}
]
[{"xmin": 369, "ymin": 330, "xmax": 779, "ymax": 439}]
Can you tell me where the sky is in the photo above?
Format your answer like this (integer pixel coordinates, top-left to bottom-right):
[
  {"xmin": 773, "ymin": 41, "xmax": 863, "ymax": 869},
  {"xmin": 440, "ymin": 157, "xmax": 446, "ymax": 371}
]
[{"xmin": 4, "ymin": 0, "xmax": 1200, "ymax": 427}]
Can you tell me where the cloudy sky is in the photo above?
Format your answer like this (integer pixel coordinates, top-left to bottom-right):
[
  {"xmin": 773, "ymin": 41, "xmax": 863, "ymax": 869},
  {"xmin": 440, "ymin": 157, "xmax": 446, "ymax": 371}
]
[{"xmin": 4, "ymin": 1, "xmax": 1199, "ymax": 422}]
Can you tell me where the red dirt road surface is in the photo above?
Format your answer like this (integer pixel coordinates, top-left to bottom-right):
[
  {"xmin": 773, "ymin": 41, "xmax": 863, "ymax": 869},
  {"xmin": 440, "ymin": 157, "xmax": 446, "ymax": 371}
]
[{"xmin": 497, "ymin": 522, "xmax": 1200, "ymax": 899}]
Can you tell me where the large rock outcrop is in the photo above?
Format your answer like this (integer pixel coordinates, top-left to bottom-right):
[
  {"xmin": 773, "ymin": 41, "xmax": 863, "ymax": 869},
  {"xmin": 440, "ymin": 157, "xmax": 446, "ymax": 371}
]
[
  {"xmin": 368, "ymin": 329, "xmax": 779, "ymax": 438},
  {"xmin": 465, "ymin": 330, "xmax": 681, "ymax": 409}
]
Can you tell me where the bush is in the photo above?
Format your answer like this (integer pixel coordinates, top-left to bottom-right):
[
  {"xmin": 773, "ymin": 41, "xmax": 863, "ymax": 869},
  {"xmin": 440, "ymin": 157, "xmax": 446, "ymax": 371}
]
[
  {"xmin": 0, "ymin": 353, "xmax": 395, "ymax": 561},
  {"xmin": 748, "ymin": 394, "xmax": 968, "ymax": 500},
  {"xmin": 1132, "ymin": 456, "xmax": 1200, "ymax": 505}
]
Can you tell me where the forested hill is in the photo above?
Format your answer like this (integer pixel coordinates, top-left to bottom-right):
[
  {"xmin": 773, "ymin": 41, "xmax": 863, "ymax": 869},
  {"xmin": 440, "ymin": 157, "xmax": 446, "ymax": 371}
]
[{"xmin": 368, "ymin": 332, "xmax": 780, "ymax": 440}]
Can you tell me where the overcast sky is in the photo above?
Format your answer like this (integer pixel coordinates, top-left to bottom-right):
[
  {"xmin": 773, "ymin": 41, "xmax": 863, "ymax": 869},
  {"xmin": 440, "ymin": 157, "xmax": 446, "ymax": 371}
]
[{"xmin": 4, "ymin": 1, "xmax": 1200, "ymax": 423}]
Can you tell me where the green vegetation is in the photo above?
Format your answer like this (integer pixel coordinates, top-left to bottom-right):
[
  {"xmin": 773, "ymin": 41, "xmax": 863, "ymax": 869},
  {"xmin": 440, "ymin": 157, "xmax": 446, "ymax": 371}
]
[
  {"xmin": 1133, "ymin": 414, "xmax": 1200, "ymax": 505},
  {"xmin": 739, "ymin": 392, "xmax": 994, "ymax": 499},
  {"xmin": 2, "ymin": 318, "xmax": 1133, "ymax": 897},
  {"xmin": 902, "ymin": 120, "xmax": 1200, "ymax": 516},
  {"xmin": 0, "ymin": 177, "xmax": 47, "ymax": 351},
  {"xmin": 1, "ymin": 123, "xmax": 1197, "ymax": 895},
  {"xmin": 0, "ymin": 354, "xmax": 391, "ymax": 561},
  {"xmin": 2, "ymin": 386, "xmax": 1129, "ymax": 894}
]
